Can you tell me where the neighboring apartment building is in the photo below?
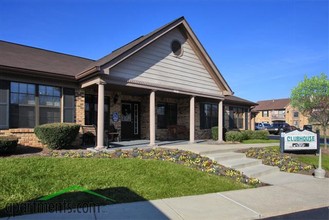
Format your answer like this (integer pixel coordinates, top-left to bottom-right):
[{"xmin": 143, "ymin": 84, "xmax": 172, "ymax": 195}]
[
  {"xmin": 0, "ymin": 17, "xmax": 256, "ymax": 148},
  {"xmin": 252, "ymin": 98, "xmax": 308, "ymax": 128}
]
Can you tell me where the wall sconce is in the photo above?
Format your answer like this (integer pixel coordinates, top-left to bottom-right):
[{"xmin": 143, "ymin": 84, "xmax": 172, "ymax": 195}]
[{"xmin": 113, "ymin": 93, "xmax": 119, "ymax": 104}]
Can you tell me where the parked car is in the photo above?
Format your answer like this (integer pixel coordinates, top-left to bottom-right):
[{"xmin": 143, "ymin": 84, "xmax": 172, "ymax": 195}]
[
  {"xmin": 266, "ymin": 123, "xmax": 282, "ymax": 135},
  {"xmin": 266, "ymin": 123, "xmax": 298, "ymax": 135},
  {"xmin": 303, "ymin": 125, "xmax": 313, "ymax": 131},
  {"xmin": 280, "ymin": 123, "xmax": 298, "ymax": 133},
  {"xmin": 255, "ymin": 122, "xmax": 271, "ymax": 130}
]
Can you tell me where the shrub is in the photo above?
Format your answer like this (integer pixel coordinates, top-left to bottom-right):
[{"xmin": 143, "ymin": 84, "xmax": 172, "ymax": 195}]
[
  {"xmin": 34, "ymin": 123, "xmax": 80, "ymax": 149},
  {"xmin": 241, "ymin": 130, "xmax": 254, "ymax": 140},
  {"xmin": 211, "ymin": 127, "xmax": 218, "ymax": 140},
  {"xmin": 250, "ymin": 130, "xmax": 269, "ymax": 140},
  {"xmin": 0, "ymin": 136, "xmax": 18, "ymax": 154},
  {"xmin": 225, "ymin": 131, "xmax": 244, "ymax": 142},
  {"xmin": 211, "ymin": 127, "xmax": 227, "ymax": 141},
  {"xmin": 225, "ymin": 130, "xmax": 269, "ymax": 142}
]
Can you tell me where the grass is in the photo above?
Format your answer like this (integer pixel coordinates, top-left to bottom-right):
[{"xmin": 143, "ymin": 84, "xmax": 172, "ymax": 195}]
[
  {"xmin": 0, "ymin": 157, "xmax": 248, "ymax": 216},
  {"xmin": 242, "ymin": 139, "xmax": 280, "ymax": 144},
  {"xmin": 295, "ymin": 154, "xmax": 329, "ymax": 171}
]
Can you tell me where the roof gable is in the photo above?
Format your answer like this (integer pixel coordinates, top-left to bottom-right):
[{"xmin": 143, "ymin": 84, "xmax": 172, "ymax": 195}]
[
  {"xmin": 107, "ymin": 27, "xmax": 223, "ymax": 97},
  {"xmin": 77, "ymin": 17, "xmax": 233, "ymax": 96}
]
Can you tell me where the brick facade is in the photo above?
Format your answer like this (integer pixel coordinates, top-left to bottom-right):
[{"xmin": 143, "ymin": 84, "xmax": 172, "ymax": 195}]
[
  {"xmin": 254, "ymin": 103, "xmax": 309, "ymax": 129},
  {"xmin": 0, "ymin": 88, "xmax": 252, "ymax": 147},
  {"xmin": 0, "ymin": 129, "xmax": 43, "ymax": 147}
]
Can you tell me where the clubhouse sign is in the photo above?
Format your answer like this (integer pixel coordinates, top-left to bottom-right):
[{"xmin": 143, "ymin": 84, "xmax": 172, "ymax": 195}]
[{"xmin": 280, "ymin": 130, "xmax": 319, "ymax": 152}]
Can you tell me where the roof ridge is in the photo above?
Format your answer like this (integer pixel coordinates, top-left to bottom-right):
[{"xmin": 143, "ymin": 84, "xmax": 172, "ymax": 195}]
[
  {"xmin": 76, "ymin": 16, "xmax": 186, "ymax": 78},
  {"xmin": 0, "ymin": 40, "xmax": 95, "ymax": 62},
  {"xmin": 258, "ymin": 98, "xmax": 290, "ymax": 102},
  {"xmin": 111, "ymin": 35, "xmax": 144, "ymax": 53}
]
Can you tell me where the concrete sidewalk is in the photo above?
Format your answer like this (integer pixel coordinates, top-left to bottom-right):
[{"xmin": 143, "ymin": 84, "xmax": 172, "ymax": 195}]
[
  {"xmin": 5, "ymin": 177, "xmax": 329, "ymax": 220},
  {"xmin": 3, "ymin": 143, "xmax": 329, "ymax": 219}
]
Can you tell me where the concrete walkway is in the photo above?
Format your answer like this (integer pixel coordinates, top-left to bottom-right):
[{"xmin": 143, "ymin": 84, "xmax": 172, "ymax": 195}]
[{"xmin": 3, "ymin": 142, "xmax": 329, "ymax": 219}]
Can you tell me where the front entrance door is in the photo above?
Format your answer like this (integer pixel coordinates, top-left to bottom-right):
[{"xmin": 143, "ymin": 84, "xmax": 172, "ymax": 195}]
[{"xmin": 121, "ymin": 102, "xmax": 140, "ymax": 140}]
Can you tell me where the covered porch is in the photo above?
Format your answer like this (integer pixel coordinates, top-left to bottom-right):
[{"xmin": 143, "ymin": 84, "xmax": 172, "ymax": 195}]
[{"xmin": 81, "ymin": 78, "xmax": 225, "ymax": 150}]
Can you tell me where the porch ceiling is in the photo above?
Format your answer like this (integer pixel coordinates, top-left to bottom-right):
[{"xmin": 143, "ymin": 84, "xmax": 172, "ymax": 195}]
[{"xmin": 85, "ymin": 82, "xmax": 223, "ymax": 101}]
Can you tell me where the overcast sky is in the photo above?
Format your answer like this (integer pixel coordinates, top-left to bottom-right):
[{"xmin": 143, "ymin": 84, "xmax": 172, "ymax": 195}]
[{"xmin": 1, "ymin": 0, "xmax": 328, "ymax": 102}]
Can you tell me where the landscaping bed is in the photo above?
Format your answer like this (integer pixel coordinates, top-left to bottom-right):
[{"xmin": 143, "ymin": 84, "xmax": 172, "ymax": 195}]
[{"xmin": 239, "ymin": 146, "xmax": 329, "ymax": 177}]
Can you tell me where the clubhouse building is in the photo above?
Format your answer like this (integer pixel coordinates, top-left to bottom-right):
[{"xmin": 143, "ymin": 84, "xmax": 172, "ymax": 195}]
[{"xmin": 0, "ymin": 17, "xmax": 257, "ymax": 149}]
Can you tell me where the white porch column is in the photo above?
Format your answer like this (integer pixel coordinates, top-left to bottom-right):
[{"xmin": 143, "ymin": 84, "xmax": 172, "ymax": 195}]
[
  {"xmin": 218, "ymin": 100, "xmax": 224, "ymax": 142},
  {"xmin": 149, "ymin": 90, "xmax": 156, "ymax": 146},
  {"xmin": 96, "ymin": 82, "xmax": 105, "ymax": 149},
  {"xmin": 189, "ymin": 96, "xmax": 195, "ymax": 143}
]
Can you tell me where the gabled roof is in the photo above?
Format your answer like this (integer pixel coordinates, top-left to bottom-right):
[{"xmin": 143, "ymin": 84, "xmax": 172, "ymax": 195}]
[
  {"xmin": 252, "ymin": 98, "xmax": 290, "ymax": 112},
  {"xmin": 76, "ymin": 16, "xmax": 233, "ymax": 95},
  {"xmin": 77, "ymin": 17, "xmax": 184, "ymax": 77},
  {"xmin": 224, "ymin": 95, "xmax": 258, "ymax": 106},
  {"xmin": 0, "ymin": 40, "xmax": 94, "ymax": 78},
  {"xmin": 0, "ymin": 17, "xmax": 233, "ymax": 95}
]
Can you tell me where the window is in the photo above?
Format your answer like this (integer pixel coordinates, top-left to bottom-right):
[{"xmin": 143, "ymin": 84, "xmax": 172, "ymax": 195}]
[
  {"xmin": 39, "ymin": 85, "xmax": 61, "ymax": 124},
  {"xmin": 200, "ymin": 103, "xmax": 218, "ymax": 129},
  {"xmin": 10, "ymin": 82, "xmax": 36, "ymax": 128},
  {"xmin": 171, "ymin": 40, "xmax": 183, "ymax": 57},
  {"xmin": 233, "ymin": 107, "xmax": 244, "ymax": 129},
  {"xmin": 262, "ymin": 111, "xmax": 269, "ymax": 117},
  {"xmin": 85, "ymin": 95, "xmax": 110, "ymax": 129},
  {"xmin": 6, "ymin": 81, "xmax": 75, "ymax": 128},
  {"xmin": 0, "ymin": 80, "xmax": 9, "ymax": 129},
  {"xmin": 63, "ymin": 88, "xmax": 75, "ymax": 122},
  {"xmin": 157, "ymin": 103, "xmax": 177, "ymax": 129},
  {"xmin": 293, "ymin": 112, "xmax": 299, "ymax": 118}
]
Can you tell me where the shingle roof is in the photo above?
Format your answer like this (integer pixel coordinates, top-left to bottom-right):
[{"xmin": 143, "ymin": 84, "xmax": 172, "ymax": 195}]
[
  {"xmin": 224, "ymin": 95, "xmax": 258, "ymax": 106},
  {"xmin": 252, "ymin": 98, "xmax": 290, "ymax": 111},
  {"xmin": 0, "ymin": 40, "xmax": 94, "ymax": 77},
  {"xmin": 0, "ymin": 16, "xmax": 233, "ymax": 96},
  {"xmin": 77, "ymin": 16, "xmax": 185, "ymax": 77}
]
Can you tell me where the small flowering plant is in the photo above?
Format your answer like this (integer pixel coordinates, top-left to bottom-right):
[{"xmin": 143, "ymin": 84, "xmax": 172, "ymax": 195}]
[
  {"xmin": 244, "ymin": 147, "xmax": 313, "ymax": 173},
  {"xmin": 48, "ymin": 148, "xmax": 263, "ymax": 187}
]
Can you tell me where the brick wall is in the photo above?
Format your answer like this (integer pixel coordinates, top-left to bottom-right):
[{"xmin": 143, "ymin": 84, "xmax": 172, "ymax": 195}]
[
  {"xmin": 254, "ymin": 104, "xmax": 309, "ymax": 129},
  {"xmin": 0, "ymin": 129, "xmax": 43, "ymax": 147},
  {"xmin": 75, "ymin": 89, "xmax": 85, "ymax": 125}
]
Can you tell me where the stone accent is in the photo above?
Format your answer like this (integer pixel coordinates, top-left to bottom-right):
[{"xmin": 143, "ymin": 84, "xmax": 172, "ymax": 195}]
[
  {"xmin": 0, "ymin": 129, "xmax": 43, "ymax": 148},
  {"xmin": 75, "ymin": 89, "xmax": 85, "ymax": 125}
]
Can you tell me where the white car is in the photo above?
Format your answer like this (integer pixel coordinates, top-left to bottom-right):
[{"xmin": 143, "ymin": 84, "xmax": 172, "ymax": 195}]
[{"xmin": 255, "ymin": 122, "xmax": 271, "ymax": 130}]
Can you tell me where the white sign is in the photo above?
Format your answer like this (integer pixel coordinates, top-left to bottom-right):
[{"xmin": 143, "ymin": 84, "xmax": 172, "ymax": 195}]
[{"xmin": 283, "ymin": 130, "xmax": 317, "ymax": 151}]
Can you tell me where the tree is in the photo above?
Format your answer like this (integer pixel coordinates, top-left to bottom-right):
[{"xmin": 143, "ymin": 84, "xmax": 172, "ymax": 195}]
[{"xmin": 291, "ymin": 73, "xmax": 329, "ymax": 149}]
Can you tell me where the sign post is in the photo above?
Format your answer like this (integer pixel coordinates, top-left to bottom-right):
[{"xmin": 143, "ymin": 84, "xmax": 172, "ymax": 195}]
[{"xmin": 280, "ymin": 129, "xmax": 325, "ymax": 178}]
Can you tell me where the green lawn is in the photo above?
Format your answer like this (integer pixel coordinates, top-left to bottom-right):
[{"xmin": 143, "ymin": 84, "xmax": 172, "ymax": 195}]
[
  {"xmin": 0, "ymin": 157, "xmax": 247, "ymax": 216},
  {"xmin": 295, "ymin": 154, "xmax": 329, "ymax": 171},
  {"xmin": 242, "ymin": 139, "xmax": 280, "ymax": 144}
]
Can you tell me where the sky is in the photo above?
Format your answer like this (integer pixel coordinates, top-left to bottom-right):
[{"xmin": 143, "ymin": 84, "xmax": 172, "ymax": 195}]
[{"xmin": 0, "ymin": 0, "xmax": 328, "ymax": 102}]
